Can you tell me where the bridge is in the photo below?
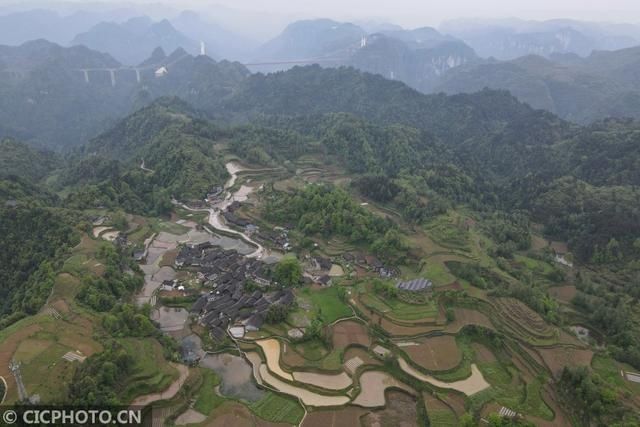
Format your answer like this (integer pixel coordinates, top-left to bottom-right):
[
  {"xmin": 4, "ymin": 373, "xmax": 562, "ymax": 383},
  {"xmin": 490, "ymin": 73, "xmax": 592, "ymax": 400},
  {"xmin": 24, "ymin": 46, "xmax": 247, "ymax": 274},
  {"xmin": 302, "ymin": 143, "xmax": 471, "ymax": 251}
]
[{"xmin": 1, "ymin": 55, "xmax": 348, "ymax": 87}]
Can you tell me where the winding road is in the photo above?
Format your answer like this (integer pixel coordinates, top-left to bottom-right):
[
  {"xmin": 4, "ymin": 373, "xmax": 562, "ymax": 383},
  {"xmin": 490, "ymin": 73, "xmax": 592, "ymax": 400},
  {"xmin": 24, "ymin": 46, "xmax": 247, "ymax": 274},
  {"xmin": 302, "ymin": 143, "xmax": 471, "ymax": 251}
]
[{"xmin": 176, "ymin": 162, "xmax": 272, "ymax": 259}]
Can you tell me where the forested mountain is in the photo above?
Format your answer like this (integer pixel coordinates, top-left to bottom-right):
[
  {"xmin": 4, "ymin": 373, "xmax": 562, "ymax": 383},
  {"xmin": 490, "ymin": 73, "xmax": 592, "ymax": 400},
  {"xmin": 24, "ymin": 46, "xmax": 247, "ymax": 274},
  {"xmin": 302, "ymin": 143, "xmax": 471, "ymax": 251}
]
[
  {"xmin": 63, "ymin": 99, "xmax": 229, "ymax": 211},
  {"xmin": 219, "ymin": 65, "xmax": 569, "ymax": 146},
  {"xmin": 0, "ymin": 138, "xmax": 60, "ymax": 181},
  {"xmin": 436, "ymin": 46, "xmax": 640, "ymax": 123},
  {"xmin": 0, "ymin": 41, "xmax": 248, "ymax": 149},
  {"xmin": 218, "ymin": 76, "xmax": 639, "ymax": 263},
  {"xmin": 71, "ymin": 17, "xmax": 199, "ymax": 65}
]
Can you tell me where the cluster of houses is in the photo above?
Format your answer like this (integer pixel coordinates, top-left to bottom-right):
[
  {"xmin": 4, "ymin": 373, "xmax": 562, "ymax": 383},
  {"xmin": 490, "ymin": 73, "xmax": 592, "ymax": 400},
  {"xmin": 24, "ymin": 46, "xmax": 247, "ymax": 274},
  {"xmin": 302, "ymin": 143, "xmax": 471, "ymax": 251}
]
[
  {"xmin": 190, "ymin": 286, "xmax": 294, "ymax": 341},
  {"xmin": 255, "ymin": 227, "xmax": 291, "ymax": 251},
  {"xmin": 221, "ymin": 201, "xmax": 293, "ymax": 252},
  {"xmin": 176, "ymin": 242, "xmax": 271, "ymax": 287},
  {"xmin": 342, "ymin": 252, "xmax": 398, "ymax": 278},
  {"xmin": 176, "ymin": 242, "xmax": 295, "ymax": 341},
  {"xmin": 206, "ymin": 186, "xmax": 224, "ymax": 204}
]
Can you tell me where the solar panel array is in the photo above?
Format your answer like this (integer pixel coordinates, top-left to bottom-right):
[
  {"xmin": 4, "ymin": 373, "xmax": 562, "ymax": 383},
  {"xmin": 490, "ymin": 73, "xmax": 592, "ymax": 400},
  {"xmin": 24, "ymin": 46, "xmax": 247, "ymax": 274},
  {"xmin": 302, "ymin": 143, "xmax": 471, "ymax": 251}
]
[{"xmin": 396, "ymin": 278, "xmax": 433, "ymax": 292}]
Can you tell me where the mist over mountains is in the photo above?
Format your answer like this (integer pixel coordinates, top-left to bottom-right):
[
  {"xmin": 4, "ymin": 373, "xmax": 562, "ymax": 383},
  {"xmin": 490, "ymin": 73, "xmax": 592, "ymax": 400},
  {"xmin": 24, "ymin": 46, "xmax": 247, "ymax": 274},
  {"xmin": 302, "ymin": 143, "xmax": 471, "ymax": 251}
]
[{"xmin": 2, "ymin": 3, "xmax": 640, "ymax": 139}]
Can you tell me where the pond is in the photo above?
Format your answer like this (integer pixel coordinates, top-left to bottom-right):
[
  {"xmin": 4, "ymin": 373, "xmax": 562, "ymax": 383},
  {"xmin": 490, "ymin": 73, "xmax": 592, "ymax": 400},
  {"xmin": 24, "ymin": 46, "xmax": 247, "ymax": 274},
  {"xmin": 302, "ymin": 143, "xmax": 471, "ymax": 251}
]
[{"xmin": 200, "ymin": 353, "xmax": 265, "ymax": 402}]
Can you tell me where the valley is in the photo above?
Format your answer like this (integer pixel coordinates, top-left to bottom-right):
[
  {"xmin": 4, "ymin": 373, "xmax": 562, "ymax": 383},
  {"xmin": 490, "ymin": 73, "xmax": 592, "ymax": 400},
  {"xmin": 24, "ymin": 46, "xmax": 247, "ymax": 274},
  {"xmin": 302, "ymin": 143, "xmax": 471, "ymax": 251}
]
[{"xmin": 1, "ymin": 6, "xmax": 640, "ymax": 425}]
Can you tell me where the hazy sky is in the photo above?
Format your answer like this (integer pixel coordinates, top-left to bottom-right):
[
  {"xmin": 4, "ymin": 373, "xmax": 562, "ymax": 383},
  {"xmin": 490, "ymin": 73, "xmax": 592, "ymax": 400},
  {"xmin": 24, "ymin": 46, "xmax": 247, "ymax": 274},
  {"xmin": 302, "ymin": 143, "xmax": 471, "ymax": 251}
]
[
  {"xmin": 194, "ymin": 0, "xmax": 640, "ymax": 27},
  {"xmin": 2, "ymin": 0, "xmax": 640, "ymax": 40}
]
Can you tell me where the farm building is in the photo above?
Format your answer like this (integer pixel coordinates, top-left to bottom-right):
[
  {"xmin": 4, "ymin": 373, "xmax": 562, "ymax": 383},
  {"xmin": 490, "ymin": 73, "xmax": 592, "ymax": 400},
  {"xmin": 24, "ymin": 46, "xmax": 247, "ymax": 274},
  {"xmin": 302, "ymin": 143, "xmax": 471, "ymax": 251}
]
[
  {"xmin": 373, "ymin": 345, "xmax": 391, "ymax": 359},
  {"xmin": 396, "ymin": 278, "xmax": 433, "ymax": 292}
]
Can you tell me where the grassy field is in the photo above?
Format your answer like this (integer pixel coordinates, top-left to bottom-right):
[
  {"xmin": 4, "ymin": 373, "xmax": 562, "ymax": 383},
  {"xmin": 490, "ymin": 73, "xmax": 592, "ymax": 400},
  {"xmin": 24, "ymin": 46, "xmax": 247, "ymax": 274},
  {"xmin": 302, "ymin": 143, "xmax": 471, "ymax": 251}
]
[
  {"xmin": 473, "ymin": 344, "xmax": 554, "ymax": 421},
  {"xmin": 118, "ymin": 338, "xmax": 179, "ymax": 403},
  {"xmin": 193, "ymin": 369, "xmax": 225, "ymax": 415},
  {"xmin": 424, "ymin": 262, "xmax": 457, "ymax": 287},
  {"xmin": 360, "ymin": 292, "xmax": 438, "ymax": 321},
  {"xmin": 304, "ymin": 286, "xmax": 352, "ymax": 323},
  {"xmin": 284, "ymin": 338, "xmax": 344, "ymax": 370},
  {"xmin": 249, "ymin": 392, "xmax": 305, "ymax": 424},
  {"xmin": 513, "ymin": 255, "xmax": 554, "ymax": 275},
  {"xmin": 424, "ymin": 213, "xmax": 472, "ymax": 252},
  {"xmin": 592, "ymin": 354, "xmax": 640, "ymax": 395}
]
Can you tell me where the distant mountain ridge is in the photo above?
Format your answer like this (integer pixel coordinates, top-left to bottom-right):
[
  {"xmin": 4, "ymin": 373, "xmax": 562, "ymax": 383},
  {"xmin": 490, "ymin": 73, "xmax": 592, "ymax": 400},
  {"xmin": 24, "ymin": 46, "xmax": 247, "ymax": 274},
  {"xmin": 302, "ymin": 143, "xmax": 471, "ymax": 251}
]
[
  {"xmin": 0, "ymin": 40, "xmax": 248, "ymax": 149},
  {"xmin": 251, "ymin": 19, "xmax": 478, "ymax": 93},
  {"xmin": 71, "ymin": 16, "xmax": 199, "ymax": 65},
  {"xmin": 441, "ymin": 18, "xmax": 640, "ymax": 60},
  {"xmin": 435, "ymin": 45, "xmax": 640, "ymax": 123}
]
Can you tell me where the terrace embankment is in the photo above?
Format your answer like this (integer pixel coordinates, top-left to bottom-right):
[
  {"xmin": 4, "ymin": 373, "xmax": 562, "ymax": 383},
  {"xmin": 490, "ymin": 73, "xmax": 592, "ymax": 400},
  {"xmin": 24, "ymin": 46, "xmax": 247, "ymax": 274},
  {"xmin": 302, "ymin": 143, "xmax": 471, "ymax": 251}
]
[{"xmin": 398, "ymin": 358, "xmax": 490, "ymax": 396}]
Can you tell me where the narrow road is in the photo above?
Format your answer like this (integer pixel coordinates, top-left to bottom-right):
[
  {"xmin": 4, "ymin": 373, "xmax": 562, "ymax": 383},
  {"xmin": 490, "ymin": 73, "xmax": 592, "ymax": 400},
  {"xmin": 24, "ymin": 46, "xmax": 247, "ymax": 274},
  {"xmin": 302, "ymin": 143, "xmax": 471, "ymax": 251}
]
[
  {"xmin": 140, "ymin": 159, "xmax": 154, "ymax": 173},
  {"xmin": 177, "ymin": 162, "xmax": 273, "ymax": 259},
  {"xmin": 130, "ymin": 363, "xmax": 189, "ymax": 407}
]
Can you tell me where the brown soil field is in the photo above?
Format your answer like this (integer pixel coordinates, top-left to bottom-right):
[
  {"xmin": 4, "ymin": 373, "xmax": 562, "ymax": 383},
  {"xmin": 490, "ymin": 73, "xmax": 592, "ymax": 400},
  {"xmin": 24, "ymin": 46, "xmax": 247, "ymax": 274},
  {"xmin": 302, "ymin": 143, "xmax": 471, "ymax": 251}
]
[
  {"xmin": 522, "ymin": 345, "xmax": 547, "ymax": 368},
  {"xmin": 365, "ymin": 308, "xmax": 495, "ymax": 337},
  {"xmin": 424, "ymin": 392, "xmax": 458, "ymax": 424},
  {"xmin": 369, "ymin": 312, "xmax": 442, "ymax": 336},
  {"xmin": 280, "ymin": 344, "xmax": 308, "ymax": 368},
  {"xmin": 494, "ymin": 298, "xmax": 555, "ymax": 340},
  {"xmin": 0, "ymin": 323, "xmax": 43, "ymax": 401},
  {"xmin": 444, "ymin": 308, "xmax": 494, "ymax": 333},
  {"xmin": 353, "ymin": 371, "xmax": 414, "ymax": 407},
  {"xmin": 303, "ymin": 406, "xmax": 368, "ymax": 427},
  {"xmin": 441, "ymin": 392, "xmax": 467, "ymax": 417},
  {"xmin": 550, "ymin": 241, "xmax": 569, "ymax": 254},
  {"xmin": 362, "ymin": 390, "xmax": 417, "ymax": 427},
  {"xmin": 471, "ymin": 343, "xmax": 497, "ymax": 364},
  {"xmin": 557, "ymin": 329, "xmax": 584, "ymax": 346},
  {"xmin": 344, "ymin": 347, "xmax": 382, "ymax": 368},
  {"xmin": 332, "ymin": 320, "xmax": 370, "ymax": 349},
  {"xmin": 403, "ymin": 336, "xmax": 462, "ymax": 371},
  {"xmin": 160, "ymin": 249, "xmax": 179, "ymax": 267},
  {"xmin": 438, "ymin": 281, "xmax": 463, "ymax": 291},
  {"xmin": 548, "ymin": 286, "xmax": 577, "ymax": 304},
  {"xmin": 537, "ymin": 346, "xmax": 594, "ymax": 378}
]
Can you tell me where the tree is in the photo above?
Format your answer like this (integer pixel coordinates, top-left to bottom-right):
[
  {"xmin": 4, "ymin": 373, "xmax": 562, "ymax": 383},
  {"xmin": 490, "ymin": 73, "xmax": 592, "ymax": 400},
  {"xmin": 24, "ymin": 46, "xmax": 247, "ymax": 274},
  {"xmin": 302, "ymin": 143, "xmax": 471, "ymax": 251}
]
[
  {"xmin": 274, "ymin": 256, "xmax": 303, "ymax": 287},
  {"xmin": 265, "ymin": 304, "xmax": 291, "ymax": 324}
]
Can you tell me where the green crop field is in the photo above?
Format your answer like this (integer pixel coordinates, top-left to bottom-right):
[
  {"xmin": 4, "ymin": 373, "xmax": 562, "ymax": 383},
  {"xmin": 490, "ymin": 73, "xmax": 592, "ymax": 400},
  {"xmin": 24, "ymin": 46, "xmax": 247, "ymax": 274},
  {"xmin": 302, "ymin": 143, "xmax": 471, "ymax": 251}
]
[
  {"xmin": 428, "ymin": 409, "xmax": 458, "ymax": 426},
  {"xmin": 305, "ymin": 286, "xmax": 352, "ymax": 323},
  {"xmin": 249, "ymin": 392, "xmax": 304, "ymax": 424},
  {"xmin": 193, "ymin": 369, "xmax": 225, "ymax": 415},
  {"xmin": 360, "ymin": 291, "xmax": 438, "ymax": 321}
]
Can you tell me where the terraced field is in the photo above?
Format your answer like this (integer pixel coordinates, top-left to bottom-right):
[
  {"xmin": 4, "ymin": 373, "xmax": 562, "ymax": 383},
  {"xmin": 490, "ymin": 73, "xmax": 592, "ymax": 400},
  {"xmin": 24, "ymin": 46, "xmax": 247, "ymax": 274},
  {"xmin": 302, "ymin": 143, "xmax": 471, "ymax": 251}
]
[
  {"xmin": 401, "ymin": 335, "xmax": 462, "ymax": 371},
  {"xmin": 493, "ymin": 298, "xmax": 558, "ymax": 343}
]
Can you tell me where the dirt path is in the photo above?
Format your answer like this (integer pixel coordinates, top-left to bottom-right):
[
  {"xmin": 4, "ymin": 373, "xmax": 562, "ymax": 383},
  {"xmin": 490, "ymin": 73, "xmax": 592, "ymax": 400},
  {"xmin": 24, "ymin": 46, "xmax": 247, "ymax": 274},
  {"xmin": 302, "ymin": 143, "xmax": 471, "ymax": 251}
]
[{"xmin": 130, "ymin": 363, "xmax": 189, "ymax": 407}]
